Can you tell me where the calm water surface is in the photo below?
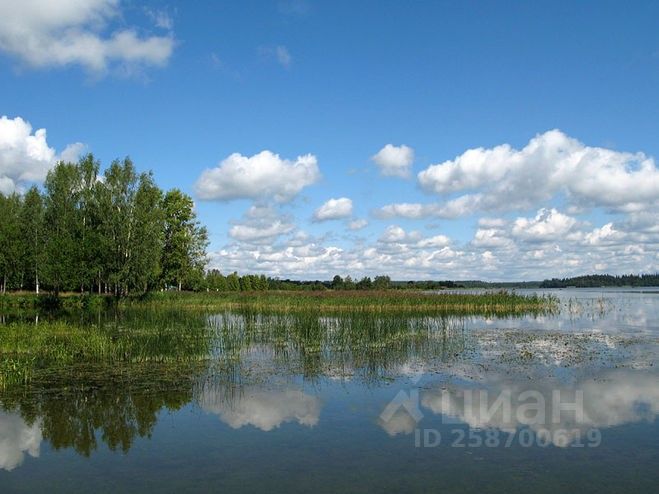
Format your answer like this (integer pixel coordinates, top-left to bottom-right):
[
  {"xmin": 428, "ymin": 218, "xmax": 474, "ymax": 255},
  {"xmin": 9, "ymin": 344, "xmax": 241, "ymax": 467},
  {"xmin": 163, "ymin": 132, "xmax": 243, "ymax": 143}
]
[{"xmin": 1, "ymin": 288, "xmax": 657, "ymax": 493}]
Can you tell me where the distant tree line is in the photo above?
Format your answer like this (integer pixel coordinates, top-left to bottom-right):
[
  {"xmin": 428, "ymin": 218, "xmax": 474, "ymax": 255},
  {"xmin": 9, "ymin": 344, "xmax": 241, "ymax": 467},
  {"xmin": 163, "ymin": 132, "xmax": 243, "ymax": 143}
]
[
  {"xmin": 201, "ymin": 274, "xmax": 467, "ymax": 292},
  {"xmin": 0, "ymin": 155, "xmax": 208, "ymax": 295},
  {"xmin": 205, "ymin": 270, "xmax": 270, "ymax": 291},
  {"xmin": 540, "ymin": 274, "xmax": 659, "ymax": 288}
]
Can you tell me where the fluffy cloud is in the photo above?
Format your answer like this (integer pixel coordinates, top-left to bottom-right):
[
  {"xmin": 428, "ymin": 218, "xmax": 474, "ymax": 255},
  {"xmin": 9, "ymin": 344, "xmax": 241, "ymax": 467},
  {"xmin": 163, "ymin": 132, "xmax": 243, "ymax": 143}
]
[
  {"xmin": 0, "ymin": 115, "xmax": 83, "ymax": 194},
  {"xmin": 416, "ymin": 130, "xmax": 659, "ymax": 215},
  {"xmin": 195, "ymin": 151, "xmax": 321, "ymax": 202},
  {"xmin": 313, "ymin": 197, "xmax": 353, "ymax": 221},
  {"xmin": 230, "ymin": 221, "xmax": 294, "ymax": 243},
  {"xmin": 228, "ymin": 205, "xmax": 295, "ymax": 244},
  {"xmin": 205, "ymin": 130, "xmax": 659, "ymax": 280},
  {"xmin": 511, "ymin": 208, "xmax": 578, "ymax": 242},
  {"xmin": 416, "ymin": 234, "xmax": 451, "ymax": 248},
  {"xmin": 348, "ymin": 218, "xmax": 368, "ymax": 230},
  {"xmin": 375, "ymin": 202, "xmax": 432, "ymax": 219},
  {"xmin": 0, "ymin": 0, "xmax": 174, "ymax": 74},
  {"xmin": 379, "ymin": 225, "xmax": 419, "ymax": 243},
  {"xmin": 471, "ymin": 228, "xmax": 514, "ymax": 249},
  {"xmin": 375, "ymin": 195, "xmax": 483, "ymax": 220},
  {"xmin": 210, "ymin": 202, "xmax": 659, "ymax": 280},
  {"xmin": 371, "ymin": 144, "xmax": 414, "ymax": 178}
]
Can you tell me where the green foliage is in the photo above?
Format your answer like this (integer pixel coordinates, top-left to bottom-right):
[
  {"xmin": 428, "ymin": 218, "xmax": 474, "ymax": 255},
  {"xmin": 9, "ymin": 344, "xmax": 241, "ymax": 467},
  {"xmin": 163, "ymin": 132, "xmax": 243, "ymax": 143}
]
[
  {"xmin": 356, "ymin": 276, "xmax": 373, "ymax": 290},
  {"xmin": 0, "ymin": 155, "xmax": 208, "ymax": 296},
  {"xmin": 125, "ymin": 289, "xmax": 557, "ymax": 316},
  {"xmin": 226, "ymin": 272, "xmax": 240, "ymax": 291},
  {"xmin": 43, "ymin": 162, "xmax": 80, "ymax": 293},
  {"xmin": 161, "ymin": 189, "xmax": 209, "ymax": 291},
  {"xmin": 0, "ymin": 193, "xmax": 22, "ymax": 292},
  {"xmin": 19, "ymin": 186, "xmax": 45, "ymax": 293},
  {"xmin": 541, "ymin": 273, "xmax": 659, "ymax": 288}
]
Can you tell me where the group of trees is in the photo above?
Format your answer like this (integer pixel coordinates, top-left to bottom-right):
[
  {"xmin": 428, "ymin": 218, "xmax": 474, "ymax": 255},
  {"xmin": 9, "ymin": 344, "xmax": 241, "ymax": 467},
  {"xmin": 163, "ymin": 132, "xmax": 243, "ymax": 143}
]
[
  {"xmin": 205, "ymin": 270, "xmax": 270, "ymax": 291},
  {"xmin": 331, "ymin": 275, "xmax": 392, "ymax": 290},
  {"xmin": 540, "ymin": 274, "xmax": 659, "ymax": 288},
  {"xmin": 0, "ymin": 155, "xmax": 208, "ymax": 295},
  {"xmin": 202, "ymin": 274, "xmax": 467, "ymax": 292},
  {"xmin": 202, "ymin": 274, "xmax": 395, "ymax": 292}
]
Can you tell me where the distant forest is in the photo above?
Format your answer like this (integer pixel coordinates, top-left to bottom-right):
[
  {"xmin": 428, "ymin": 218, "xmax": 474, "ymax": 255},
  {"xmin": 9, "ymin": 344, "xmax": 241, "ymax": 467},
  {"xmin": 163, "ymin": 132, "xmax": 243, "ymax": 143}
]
[{"xmin": 539, "ymin": 274, "xmax": 659, "ymax": 288}]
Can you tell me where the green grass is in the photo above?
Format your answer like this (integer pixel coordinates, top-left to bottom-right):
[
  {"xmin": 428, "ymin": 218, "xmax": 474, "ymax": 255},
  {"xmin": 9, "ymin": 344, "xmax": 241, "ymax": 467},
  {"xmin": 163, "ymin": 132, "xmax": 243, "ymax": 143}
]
[
  {"xmin": 126, "ymin": 289, "xmax": 558, "ymax": 316},
  {"xmin": 1, "ymin": 289, "xmax": 558, "ymax": 315}
]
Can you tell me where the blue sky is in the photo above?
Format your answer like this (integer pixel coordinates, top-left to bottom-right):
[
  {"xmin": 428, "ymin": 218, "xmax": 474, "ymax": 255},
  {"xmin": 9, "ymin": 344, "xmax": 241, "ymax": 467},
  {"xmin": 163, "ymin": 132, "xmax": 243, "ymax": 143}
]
[{"xmin": 1, "ymin": 0, "xmax": 659, "ymax": 280}]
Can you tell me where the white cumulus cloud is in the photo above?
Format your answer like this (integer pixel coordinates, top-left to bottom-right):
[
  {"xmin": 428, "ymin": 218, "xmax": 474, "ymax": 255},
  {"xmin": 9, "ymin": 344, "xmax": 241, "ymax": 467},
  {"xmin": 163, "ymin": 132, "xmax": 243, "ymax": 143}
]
[
  {"xmin": 417, "ymin": 130, "xmax": 659, "ymax": 215},
  {"xmin": 313, "ymin": 197, "xmax": 353, "ymax": 221},
  {"xmin": 0, "ymin": 115, "xmax": 83, "ymax": 194},
  {"xmin": 511, "ymin": 208, "xmax": 578, "ymax": 242},
  {"xmin": 0, "ymin": 0, "xmax": 174, "ymax": 75},
  {"xmin": 229, "ymin": 221, "xmax": 294, "ymax": 243},
  {"xmin": 195, "ymin": 150, "xmax": 321, "ymax": 202},
  {"xmin": 227, "ymin": 205, "xmax": 295, "ymax": 244},
  {"xmin": 378, "ymin": 225, "xmax": 422, "ymax": 244},
  {"xmin": 372, "ymin": 144, "xmax": 414, "ymax": 178},
  {"xmin": 376, "ymin": 195, "xmax": 483, "ymax": 220}
]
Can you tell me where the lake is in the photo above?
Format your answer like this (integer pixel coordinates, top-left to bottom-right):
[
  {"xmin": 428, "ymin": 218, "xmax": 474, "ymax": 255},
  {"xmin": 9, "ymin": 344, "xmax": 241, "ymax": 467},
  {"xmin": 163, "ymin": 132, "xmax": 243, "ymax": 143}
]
[{"xmin": 1, "ymin": 288, "xmax": 658, "ymax": 493}]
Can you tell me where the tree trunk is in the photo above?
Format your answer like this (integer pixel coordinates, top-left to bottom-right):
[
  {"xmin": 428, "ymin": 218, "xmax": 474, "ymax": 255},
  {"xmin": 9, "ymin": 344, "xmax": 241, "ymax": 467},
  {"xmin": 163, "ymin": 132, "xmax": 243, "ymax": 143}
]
[{"xmin": 36, "ymin": 273, "xmax": 39, "ymax": 295}]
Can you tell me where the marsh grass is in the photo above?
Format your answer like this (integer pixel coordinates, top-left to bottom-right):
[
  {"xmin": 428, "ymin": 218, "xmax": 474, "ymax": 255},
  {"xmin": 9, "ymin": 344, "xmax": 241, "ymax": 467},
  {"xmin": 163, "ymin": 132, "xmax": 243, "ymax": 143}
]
[
  {"xmin": 129, "ymin": 289, "xmax": 558, "ymax": 316},
  {"xmin": 0, "ymin": 309, "xmax": 213, "ymax": 390},
  {"xmin": 203, "ymin": 310, "xmax": 470, "ymax": 383},
  {"xmin": 0, "ymin": 289, "xmax": 555, "ymax": 390}
]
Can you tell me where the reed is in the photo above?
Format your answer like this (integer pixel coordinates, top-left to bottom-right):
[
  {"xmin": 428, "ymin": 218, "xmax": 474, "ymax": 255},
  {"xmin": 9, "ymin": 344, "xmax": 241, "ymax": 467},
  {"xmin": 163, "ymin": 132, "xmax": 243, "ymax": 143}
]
[
  {"xmin": 127, "ymin": 289, "xmax": 558, "ymax": 316},
  {"xmin": 0, "ymin": 289, "xmax": 556, "ymax": 389}
]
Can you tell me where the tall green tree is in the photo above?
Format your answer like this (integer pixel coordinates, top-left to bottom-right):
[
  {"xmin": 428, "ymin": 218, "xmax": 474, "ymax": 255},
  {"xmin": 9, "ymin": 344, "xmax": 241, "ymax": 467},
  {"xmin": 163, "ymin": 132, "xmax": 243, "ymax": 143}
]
[
  {"xmin": 0, "ymin": 193, "xmax": 22, "ymax": 293},
  {"xmin": 99, "ymin": 158, "xmax": 161, "ymax": 295},
  {"xmin": 206, "ymin": 269, "xmax": 228, "ymax": 291},
  {"xmin": 43, "ymin": 162, "xmax": 80, "ymax": 294},
  {"xmin": 226, "ymin": 272, "xmax": 240, "ymax": 291},
  {"xmin": 76, "ymin": 154, "xmax": 102, "ymax": 292},
  {"xmin": 373, "ymin": 275, "xmax": 391, "ymax": 290},
  {"xmin": 161, "ymin": 189, "xmax": 208, "ymax": 290},
  {"xmin": 19, "ymin": 187, "xmax": 45, "ymax": 293},
  {"xmin": 129, "ymin": 173, "xmax": 164, "ymax": 292}
]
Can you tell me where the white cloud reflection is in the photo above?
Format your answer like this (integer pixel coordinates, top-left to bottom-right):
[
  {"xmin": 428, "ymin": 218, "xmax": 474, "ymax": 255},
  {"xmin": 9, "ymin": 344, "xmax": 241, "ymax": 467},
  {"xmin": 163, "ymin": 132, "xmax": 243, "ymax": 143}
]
[
  {"xmin": 199, "ymin": 385, "xmax": 321, "ymax": 432},
  {"xmin": 0, "ymin": 411, "xmax": 42, "ymax": 471}
]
